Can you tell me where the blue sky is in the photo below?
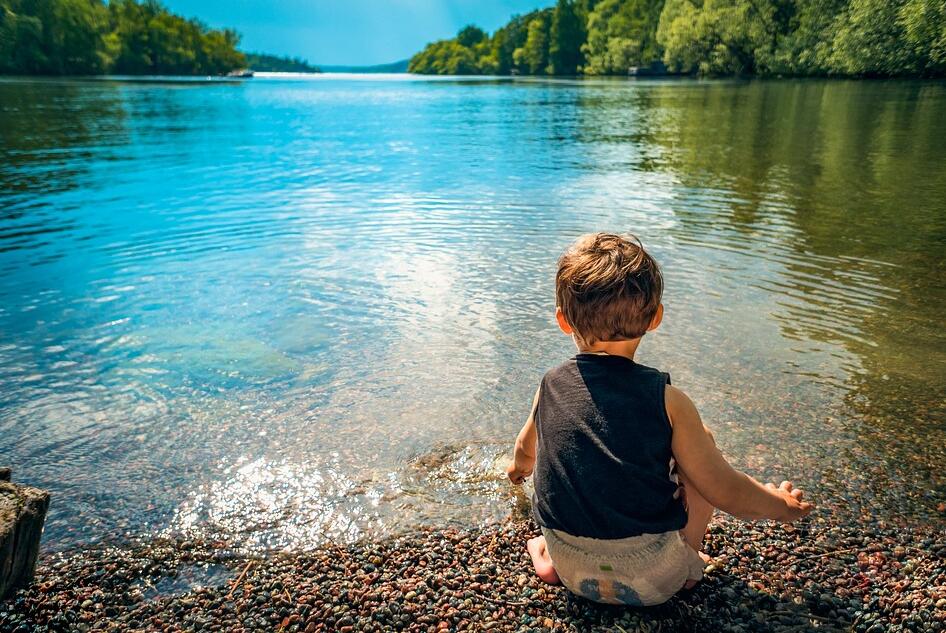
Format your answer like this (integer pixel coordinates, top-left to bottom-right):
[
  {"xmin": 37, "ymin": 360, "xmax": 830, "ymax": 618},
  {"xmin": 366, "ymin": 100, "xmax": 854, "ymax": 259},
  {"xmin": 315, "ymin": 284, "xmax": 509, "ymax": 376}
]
[{"xmin": 162, "ymin": 0, "xmax": 550, "ymax": 66}]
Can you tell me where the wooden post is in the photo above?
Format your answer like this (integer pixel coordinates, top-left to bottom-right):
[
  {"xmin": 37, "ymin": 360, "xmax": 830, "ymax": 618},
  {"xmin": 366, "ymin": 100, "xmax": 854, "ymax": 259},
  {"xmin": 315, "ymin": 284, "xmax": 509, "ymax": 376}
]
[{"xmin": 0, "ymin": 469, "xmax": 50, "ymax": 601}]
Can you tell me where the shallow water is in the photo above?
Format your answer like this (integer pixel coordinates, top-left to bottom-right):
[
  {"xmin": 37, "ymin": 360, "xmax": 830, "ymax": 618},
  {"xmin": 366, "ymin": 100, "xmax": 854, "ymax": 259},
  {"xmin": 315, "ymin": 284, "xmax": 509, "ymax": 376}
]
[{"xmin": 1, "ymin": 75, "xmax": 943, "ymax": 552}]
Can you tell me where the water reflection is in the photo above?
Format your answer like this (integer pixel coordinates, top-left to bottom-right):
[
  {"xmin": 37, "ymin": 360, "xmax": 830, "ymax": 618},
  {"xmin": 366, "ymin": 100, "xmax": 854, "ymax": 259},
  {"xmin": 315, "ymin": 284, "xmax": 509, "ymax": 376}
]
[
  {"xmin": 0, "ymin": 77, "xmax": 942, "ymax": 553},
  {"xmin": 622, "ymin": 80, "xmax": 946, "ymax": 517},
  {"xmin": 0, "ymin": 80, "xmax": 128, "ymax": 200}
]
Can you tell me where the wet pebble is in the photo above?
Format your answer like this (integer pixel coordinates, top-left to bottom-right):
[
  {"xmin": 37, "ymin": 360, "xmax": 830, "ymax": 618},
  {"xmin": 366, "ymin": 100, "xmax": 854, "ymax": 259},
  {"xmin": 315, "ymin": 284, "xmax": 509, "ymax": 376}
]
[{"xmin": 1, "ymin": 517, "xmax": 944, "ymax": 632}]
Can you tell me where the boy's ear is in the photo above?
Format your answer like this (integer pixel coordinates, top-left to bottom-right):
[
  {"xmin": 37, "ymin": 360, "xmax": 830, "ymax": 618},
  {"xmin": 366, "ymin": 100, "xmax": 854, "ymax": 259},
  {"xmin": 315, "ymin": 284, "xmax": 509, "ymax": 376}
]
[
  {"xmin": 555, "ymin": 307, "xmax": 574, "ymax": 334},
  {"xmin": 647, "ymin": 303, "xmax": 664, "ymax": 332}
]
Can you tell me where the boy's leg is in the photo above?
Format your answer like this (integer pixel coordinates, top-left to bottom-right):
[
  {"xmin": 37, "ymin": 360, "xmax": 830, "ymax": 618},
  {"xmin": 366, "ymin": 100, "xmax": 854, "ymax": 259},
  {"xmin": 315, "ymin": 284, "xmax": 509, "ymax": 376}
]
[
  {"xmin": 678, "ymin": 470, "xmax": 714, "ymax": 588},
  {"xmin": 527, "ymin": 536, "xmax": 561, "ymax": 585}
]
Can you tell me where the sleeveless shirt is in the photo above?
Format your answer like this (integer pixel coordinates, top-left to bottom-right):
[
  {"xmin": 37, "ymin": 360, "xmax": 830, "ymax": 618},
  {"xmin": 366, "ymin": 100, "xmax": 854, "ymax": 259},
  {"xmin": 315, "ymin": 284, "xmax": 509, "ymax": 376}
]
[{"xmin": 532, "ymin": 353, "xmax": 687, "ymax": 539}]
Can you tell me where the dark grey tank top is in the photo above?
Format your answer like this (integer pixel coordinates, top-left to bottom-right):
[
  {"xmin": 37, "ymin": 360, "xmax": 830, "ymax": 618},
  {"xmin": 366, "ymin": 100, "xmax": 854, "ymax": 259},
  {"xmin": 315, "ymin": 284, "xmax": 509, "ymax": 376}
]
[{"xmin": 532, "ymin": 353, "xmax": 687, "ymax": 539}]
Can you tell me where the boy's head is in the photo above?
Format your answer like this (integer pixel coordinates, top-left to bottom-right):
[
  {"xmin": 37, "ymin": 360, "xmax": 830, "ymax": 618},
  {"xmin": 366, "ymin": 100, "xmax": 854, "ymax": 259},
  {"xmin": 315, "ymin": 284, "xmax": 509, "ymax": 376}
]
[{"xmin": 555, "ymin": 233, "xmax": 663, "ymax": 345}]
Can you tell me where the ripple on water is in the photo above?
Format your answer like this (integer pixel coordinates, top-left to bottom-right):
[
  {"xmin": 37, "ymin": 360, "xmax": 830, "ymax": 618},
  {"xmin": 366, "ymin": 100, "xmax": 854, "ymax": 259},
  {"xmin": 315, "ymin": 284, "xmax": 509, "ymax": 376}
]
[{"xmin": 0, "ymin": 77, "xmax": 943, "ymax": 552}]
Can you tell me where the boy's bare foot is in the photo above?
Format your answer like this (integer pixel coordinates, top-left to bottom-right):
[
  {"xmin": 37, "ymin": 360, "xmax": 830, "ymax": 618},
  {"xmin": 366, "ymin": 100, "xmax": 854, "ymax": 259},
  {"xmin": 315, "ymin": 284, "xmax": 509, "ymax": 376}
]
[
  {"xmin": 527, "ymin": 536, "xmax": 560, "ymax": 585},
  {"xmin": 683, "ymin": 551, "xmax": 713, "ymax": 589}
]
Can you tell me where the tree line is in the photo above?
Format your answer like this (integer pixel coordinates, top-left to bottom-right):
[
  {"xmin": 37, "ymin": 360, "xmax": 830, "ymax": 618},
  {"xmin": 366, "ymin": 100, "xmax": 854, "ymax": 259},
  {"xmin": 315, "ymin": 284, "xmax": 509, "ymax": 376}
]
[
  {"xmin": 0, "ymin": 0, "xmax": 246, "ymax": 75},
  {"xmin": 409, "ymin": 0, "xmax": 946, "ymax": 77},
  {"xmin": 244, "ymin": 53, "xmax": 319, "ymax": 74}
]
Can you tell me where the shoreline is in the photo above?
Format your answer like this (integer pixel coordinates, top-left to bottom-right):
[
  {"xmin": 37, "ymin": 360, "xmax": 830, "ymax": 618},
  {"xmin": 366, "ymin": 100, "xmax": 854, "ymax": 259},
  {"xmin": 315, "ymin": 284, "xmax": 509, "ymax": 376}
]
[{"xmin": 1, "ymin": 515, "xmax": 942, "ymax": 632}]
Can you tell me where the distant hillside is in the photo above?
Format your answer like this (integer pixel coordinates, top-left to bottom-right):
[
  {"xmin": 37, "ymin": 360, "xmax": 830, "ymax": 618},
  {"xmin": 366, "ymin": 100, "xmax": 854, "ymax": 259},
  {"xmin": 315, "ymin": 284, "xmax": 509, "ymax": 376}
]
[
  {"xmin": 319, "ymin": 59, "xmax": 410, "ymax": 73},
  {"xmin": 245, "ymin": 53, "xmax": 320, "ymax": 73}
]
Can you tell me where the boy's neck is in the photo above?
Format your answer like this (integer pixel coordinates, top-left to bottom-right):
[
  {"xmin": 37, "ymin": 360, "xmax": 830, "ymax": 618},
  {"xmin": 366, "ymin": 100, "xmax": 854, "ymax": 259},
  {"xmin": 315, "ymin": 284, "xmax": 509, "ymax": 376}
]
[{"xmin": 576, "ymin": 337, "xmax": 643, "ymax": 361}]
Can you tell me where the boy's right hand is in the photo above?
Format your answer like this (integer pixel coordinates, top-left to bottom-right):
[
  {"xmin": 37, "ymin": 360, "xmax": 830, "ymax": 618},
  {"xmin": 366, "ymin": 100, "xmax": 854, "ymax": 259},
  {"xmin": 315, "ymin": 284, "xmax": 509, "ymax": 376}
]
[
  {"xmin": 765, "ymin": 480, "xmax": 813, "ymax": 521},
  {"xmin": 506, "ymin": 461, "xmax": 532, "ymax": 485}
]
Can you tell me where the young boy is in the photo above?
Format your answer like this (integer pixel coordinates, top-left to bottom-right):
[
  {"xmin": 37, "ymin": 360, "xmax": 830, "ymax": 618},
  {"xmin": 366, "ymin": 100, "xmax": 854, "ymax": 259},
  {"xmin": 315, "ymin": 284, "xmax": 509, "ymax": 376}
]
[{"xmin": 506, "ymin": 233, "xmax": 813, "ymax": 606}]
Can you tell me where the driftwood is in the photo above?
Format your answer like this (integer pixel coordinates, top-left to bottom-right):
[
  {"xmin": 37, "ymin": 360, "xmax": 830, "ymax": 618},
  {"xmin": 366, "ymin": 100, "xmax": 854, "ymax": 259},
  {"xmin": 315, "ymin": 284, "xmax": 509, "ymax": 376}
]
[{"xmin": 0, "ymin": 468, "xmax": 50, "ymax": 601}]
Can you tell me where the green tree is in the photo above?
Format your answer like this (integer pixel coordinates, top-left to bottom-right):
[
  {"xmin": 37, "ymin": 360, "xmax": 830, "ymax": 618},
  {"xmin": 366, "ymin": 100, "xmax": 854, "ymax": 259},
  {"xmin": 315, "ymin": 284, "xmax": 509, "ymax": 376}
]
[
  {"xmin": 824, "ymin": 0, "xmax": 946, "ymax": 76},
  {"xmin": 583, "ymin": 0, "xmax": 665, "ymax": 74},
  {"xmin": 472, "ymin": 37, "xmax": 499, "ymax": 73},
  {"xmin": 899, "ymin": 0, "xmax": 946, "ymax": 72},
  {"xmin": 244, "ymin": 52, "xmax": 320, "ymax": 73},
  {"xmin": 490, "ymin": 10, "xmax": 545, "ymax": 74},
  {"xmin": 4, "ymin": 0, "xmax": 111, "ymax": 74},
  {"xmin": 409, "ymin": 24, "xmax": 496, "ymax": 75},
  {"xmin": 0, "ymin": 0, "xmax": 246, "ymax": 76},
  {"xmin": 408, "ymin": 38, "xmax": 478, "ymax": 74},
  {"xmin": 827, "ymin": 0, "xmax": 917, "ymax": 75},
  {"xmin": 456, "ymin": 24, "xmax": 487, "ymax": 47},
  {"xmin": 657, "ymin": 0, "xmax": 779, "ymax": 75},
  {"xmin": 406, "ymin": 0, "xmax": 946, "ymax": 77},
  {"xmin": 769, "ymin": 0, "xmax": 847, "ymax": 75},
  {"xmin": 514, "ymin": 14, "xmax": 551, "ymax": 74},
  {"xmin": 548, "ymin": 0, "xmax": 584, "ymax": 74}
]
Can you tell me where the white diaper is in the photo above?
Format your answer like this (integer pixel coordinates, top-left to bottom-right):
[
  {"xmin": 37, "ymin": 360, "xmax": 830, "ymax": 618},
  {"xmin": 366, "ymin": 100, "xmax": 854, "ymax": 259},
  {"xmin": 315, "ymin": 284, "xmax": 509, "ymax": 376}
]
[{"xmin": 542, "ymin": 527, "xmax": 704, "ymax": 606}]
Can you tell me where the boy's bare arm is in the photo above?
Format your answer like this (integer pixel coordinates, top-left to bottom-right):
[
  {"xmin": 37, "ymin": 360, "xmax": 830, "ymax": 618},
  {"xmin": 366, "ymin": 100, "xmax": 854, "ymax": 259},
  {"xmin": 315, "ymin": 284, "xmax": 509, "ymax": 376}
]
[
  {"xmin": 506, "ymin": 387, "xmax": 541, "ymax": 484},
  {"xmin": 666, "ymin": 385, "xmax": 813, "ymax": 522}
]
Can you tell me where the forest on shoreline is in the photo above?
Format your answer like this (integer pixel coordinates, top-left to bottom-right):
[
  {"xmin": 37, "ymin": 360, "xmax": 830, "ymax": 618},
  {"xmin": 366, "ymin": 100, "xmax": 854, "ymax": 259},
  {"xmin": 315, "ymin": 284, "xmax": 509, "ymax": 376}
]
[
  {"xmin": 409, "ymin": 0, "xmax": 946, "ymax": 77},
  {"xmin": 3, "ymin": 0, "xmax": 942, "ymax": 78},
  {"xmin": 0, "ymin": 0, "xmax": 317, "ymax": 76},
  {"xmin": 244, "ymin": 53, "xmax": 320, "ymax": 74}
]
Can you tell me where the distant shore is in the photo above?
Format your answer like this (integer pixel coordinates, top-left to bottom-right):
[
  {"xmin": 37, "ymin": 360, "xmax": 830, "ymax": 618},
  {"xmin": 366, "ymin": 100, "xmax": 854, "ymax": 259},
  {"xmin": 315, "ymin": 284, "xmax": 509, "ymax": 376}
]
[{"xmin": 1, "ymin": 513, "xmax": 942, "ymax": 632}]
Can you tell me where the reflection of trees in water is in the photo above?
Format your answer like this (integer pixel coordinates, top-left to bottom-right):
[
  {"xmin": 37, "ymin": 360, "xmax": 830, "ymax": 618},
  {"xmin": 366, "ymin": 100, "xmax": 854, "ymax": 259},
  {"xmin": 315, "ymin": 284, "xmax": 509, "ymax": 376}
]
[
  {"xmin": 0, "ymin": 80, "xmax": 130, "ymax": 207},
  {"xmin": 0, "ymin": 79, "xmax": 228, "ymax": 257},
  {"xmin": 585, "ymin": 80, "xmax": 946, "ymax": 516}
]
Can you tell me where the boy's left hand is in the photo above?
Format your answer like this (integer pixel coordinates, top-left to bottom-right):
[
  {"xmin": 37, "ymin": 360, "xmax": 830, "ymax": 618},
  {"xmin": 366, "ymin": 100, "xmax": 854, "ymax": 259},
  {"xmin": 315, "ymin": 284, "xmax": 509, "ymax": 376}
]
[{"xmin": 506, "ymin": 461, "xmax": 532, "ymax": 485}]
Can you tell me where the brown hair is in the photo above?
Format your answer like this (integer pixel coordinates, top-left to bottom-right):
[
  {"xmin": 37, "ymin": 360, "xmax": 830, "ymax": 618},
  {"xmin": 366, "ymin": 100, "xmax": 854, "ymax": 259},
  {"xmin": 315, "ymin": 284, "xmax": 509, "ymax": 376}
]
[{"xmin": 555, "ymin": 233, "xmax": 663, "ymax": 344}]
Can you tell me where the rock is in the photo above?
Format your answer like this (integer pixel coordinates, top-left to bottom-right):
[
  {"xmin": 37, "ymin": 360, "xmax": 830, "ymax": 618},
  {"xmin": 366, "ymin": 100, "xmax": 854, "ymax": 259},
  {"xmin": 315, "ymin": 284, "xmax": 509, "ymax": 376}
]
[{"xmin": 0, "ymin": 477, "xmax": 51, "ymax": 600}]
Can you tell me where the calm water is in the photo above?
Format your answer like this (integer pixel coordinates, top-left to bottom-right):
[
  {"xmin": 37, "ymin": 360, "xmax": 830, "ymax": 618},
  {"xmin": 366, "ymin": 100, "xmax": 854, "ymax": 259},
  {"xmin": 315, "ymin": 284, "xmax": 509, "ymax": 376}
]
[{"xmin": 1, "ymin": 75, "xmax": 944, "ymax": 552}]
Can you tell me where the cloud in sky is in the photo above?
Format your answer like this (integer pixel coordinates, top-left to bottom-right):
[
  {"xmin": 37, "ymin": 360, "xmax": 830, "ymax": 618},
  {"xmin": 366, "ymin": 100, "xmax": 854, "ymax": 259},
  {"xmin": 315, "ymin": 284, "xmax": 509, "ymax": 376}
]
[{"xmin": 162, "ymin": 0, "xmax": 550, "ymax": 66}]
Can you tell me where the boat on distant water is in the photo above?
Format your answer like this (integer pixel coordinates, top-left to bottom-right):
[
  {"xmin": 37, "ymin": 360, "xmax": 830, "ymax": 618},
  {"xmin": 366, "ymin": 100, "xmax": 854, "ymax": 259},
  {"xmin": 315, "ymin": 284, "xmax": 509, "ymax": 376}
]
[{"xmin": 226, "ymin": 69, "xmax": 255, "ymax": 78}]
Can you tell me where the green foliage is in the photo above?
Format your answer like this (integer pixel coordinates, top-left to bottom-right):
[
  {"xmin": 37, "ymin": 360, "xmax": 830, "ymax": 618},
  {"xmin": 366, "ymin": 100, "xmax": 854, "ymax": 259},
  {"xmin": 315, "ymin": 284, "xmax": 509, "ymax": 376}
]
[
  {"xmin": 825, "ymin": 0, "xmax": 946, "ymax": 75},
  {"xmin": 583, "ymin": 0, "xmax": 665, "ymax": 74},
  {"xmin": 826, "ymin": 0, "xmax": 911, "ymax": 75},
  {"xmin": 406, "ymin": 0, "xmax": 945, "ymax": 77},
  {"xmin": 244, "ymin": 52, "xmax": 319, "ymax": 73},
  {"xmin": 0, "ymin": 0, "xmax": 111, "ymax": 74},
  {"xmin": 407, "ymin": 38, "xmax": 478, "ymax": 74},
  {"xmin": 768, "ymin": 0, "xmax": 848, "ymax": 75},
  {"xmin": 549, "ymin": 0, "xmax": 585, "ymax": 75},
  {"xmin": 516, "ymin": 14, "xmax": 551, "ymax": 74},
  {"xmin": 106, "ymin": 0, "xmax": 244, "ymax": 75},
  {"xmin": 899, "ymin": 0, "xmax": 946, "ymax": 72},
  {"xmin": 491, "ymin": 10, "xmax": 548, "ymax": 73},
  {"xmin": 456, "ymin": 25, "xmax": 487, "ymax": 48},
  {"xmin": 0, "ymin": 0, "xmax": 246, "ymax": 75},
  {"xmin": 657, "ymin": 0, "xmax": 783, "ymax": 75}
]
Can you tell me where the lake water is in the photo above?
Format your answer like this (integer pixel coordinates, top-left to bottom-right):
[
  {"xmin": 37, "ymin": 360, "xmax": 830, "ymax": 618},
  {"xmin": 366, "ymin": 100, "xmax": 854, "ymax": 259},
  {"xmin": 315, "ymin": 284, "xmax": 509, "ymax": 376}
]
[{"xmin": 1, "ymin": 75, "xmax": 943, "ymax": 552}]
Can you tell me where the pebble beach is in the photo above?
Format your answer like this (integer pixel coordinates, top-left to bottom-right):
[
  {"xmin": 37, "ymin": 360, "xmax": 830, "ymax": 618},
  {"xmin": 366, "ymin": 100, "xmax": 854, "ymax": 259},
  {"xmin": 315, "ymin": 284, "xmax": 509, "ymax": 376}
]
[{"xmin": 2, "ymin": 514, "xmax": 943, "ymax": 633}]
